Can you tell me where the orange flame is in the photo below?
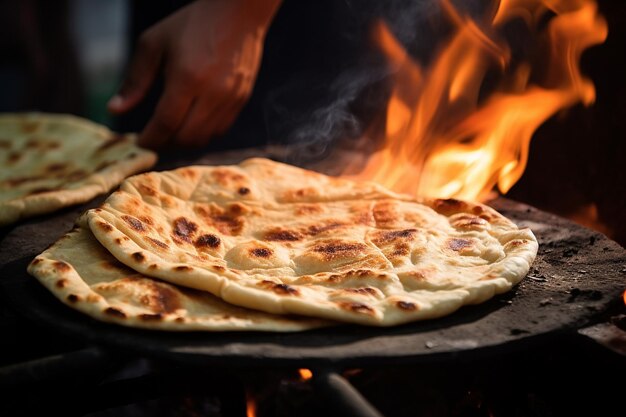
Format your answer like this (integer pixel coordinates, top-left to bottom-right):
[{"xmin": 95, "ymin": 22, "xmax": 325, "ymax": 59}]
[
  {"xmin": 246, "ymin": 391, "xmax": 257, "ymax": 417},
  {"xmin": 298, "ymin": 368, "xmax": 313, "ymax": 381},
  {"xmin": 345, "ymin": 0, "xmax": 607, "ymax": 201}
]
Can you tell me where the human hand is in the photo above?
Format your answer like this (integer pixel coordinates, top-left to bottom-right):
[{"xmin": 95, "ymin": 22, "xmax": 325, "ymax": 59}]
[{"xmin": 107, "ymin": 0, "xmax": 281, "ymax": 148}]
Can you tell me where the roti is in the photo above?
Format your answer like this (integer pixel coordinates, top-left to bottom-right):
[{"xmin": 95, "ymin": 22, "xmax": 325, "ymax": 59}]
[
  {"xmin": 0, "ymin": 113, "xmax": 157, "ymax": 226},
  {"xmin": 27, "ymin": 215, "xmax": 329, "ymax": 331},
  {"xmin": 86, "ymin": 158, "xmax": 538, "ymax": 326}
]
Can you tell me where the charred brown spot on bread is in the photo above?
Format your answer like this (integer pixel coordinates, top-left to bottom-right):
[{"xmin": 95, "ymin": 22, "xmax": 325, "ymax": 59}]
[
  {"xmin": 391, "ymin": 243, "xmax": 411, "ymax": 257},
  {"xmin": 343, "ymin": 287, "xmax": 379, "ymax": 296},
  {"xmin": 97, "ymin": 221, "xmax": 114, "ymax": 233},
  {"xmin": 138, "ymin": 183, "xmax": 158, "ymax": 197},
  {"xmin": 126, "ymin": 152, "xmax": 138, "ymax": 159},
  {"xmin": 251, "ymin": 247, "xmax": 272, "ymax": 258},
  {"xmin": 227, "ymin": 203, "xmax": 249, "ymax": 216},
  {"xmin": 160, "ymin": 195, "xmax": 176, "ymax": 207},
  {"xmin": 175, "ymin": 317, "xmax": 185, "ymax": 323},
  {"xmin": 178, "ymin": 167, "xmax": 199, "ymax": 180},
  {"xmin": 352, "ymin": 210, "xmax": 375, "ymax": 226},
  {"xmin": 373, "ymin": 201, "xmax": 398, "ymax": 227},
  {"xmin": 259, "ymin": 280, "xmax": 299, "ymax": 296},
  {"xmin": 264, "ymin": 229, "xmax": 302, "ymax": 242},
  {"xmin": 27, "ymin": 187, "xmax": 54, "ymax": 195},
  {"xmin": 7, "ymin": 152, "xmax": 22, "ymax": 164},
  {"xmin": 139, "ymin": 313, "xmax": 163, "ymax": 321},
  {"xmin": 174, "ymin": 265, "xmax": 193, "ymax": 272},
  {"xmin": 30, "ymin": 258, "xmax": 43, "ymax": 265},
  {"xmin": 194, "ymin": 204, "xmax": 245, "ymax": 235},
  {"xmin": 24, "ymin": 138, "xmax": 41, "ymax": 148},
  {"xmin": 132, "ymin": 252, "xmax": 146, "ymax": 262},
  {"xmin": 195, "ymin": 234, "xmax": 221, "ymax": 248},
  {"xmin": 402, "ymin": 270, "xmax": 428, "ymax": 281},
  {"xmin": 295, "ymin": 204, "xmax": 323, "ymax": 215},
  {"xmin": 451, "ymin": 214, "xmax": 488, "ymax": 230},
  {"xmin": 143, "ymin": 282, "xmax": 181, "ymax": 313},
  {"xmin": 447, "ymin": 238, "xmax": 473, "ymax": 252},
  {"xmin": 281, "ymin": 187, "xmax": 319, "ymax": 202},
  {"xmin": 97, "ymin": 134, "xmax": 127, "ymax": 151},
  {"xmin": 86, "ymin": 294, "xmax": 100, "ymax": 303},
  {"xmin": 505, "ymin": 239, "xmax": 526, "ymax": 248},
  {"xmin": 212, "ymin": 265, "xmax": 226, "ymax": 272},
  {"xmin": 55, "ymin": 279, "xmax": 68, "ymax": 288},
  {"xmin": 307, "ymin": 222, "xmax": 344, "ymax": 236},
  {"xmin": 147, "ymin": 237, "xmax": 169, "ymax": 250},
  {"xmin": 211, "ymin": 168, "xmax": 245, "ymax": 185},
  {"xmin": 432, "ymin": 198, "xmax": 467, "ymax": 215},
  {"xmin": 45, "ymin": 163, "xmax": 66, "ymax": 174},
  {"xmin": 238, "ymin": 187, "xmax": 250, "ymax": 195},
  {"xmin": 104, "ymin": 307, "xmax": 126, "ymax": 318},
  {"xmin": 122, "ymin": 215, "xmax": 146, "ymax": 232},
  {"xmin": 139, "ymin": 216, "xmax": 154, "ymax": 226},
  {"xmin": 339, "ymin": 302, "xmax": 375, "ymax": 315},
  {"xmin": 53, "ymin": 261, "xmax": 71, "ymax": 272},
  {"xmin": 347, "ymin": 269, "xmax": 374, "ymax": 278},
  {"xmin": 397, "ymin": 301, "xmax": 418, "ymax": 311},
  {"xmin": 173, "ymin": 217, "xmax": 198, "ymax": 243},
  {"xmin": 67, "ymin": 294, "xmax": 80, "ymax": 303},
  {"xmin": 138, "ymin": 313, "xmax": 163, "ymax": 321},
  {"xmin": 0, "ymin": 139, "xmax": 11, "ymax": 149},
  {"xmin": 149, "ymin": 263, "xmax": 158, "ymax": 269},
  {"xmin": 472, "ymin": 205, "xmax": 484, "ymax": 215},
  {"xmin": 373, "ymin": 229, "xmax": 418, "ymax": 244},
  {"xmin": 123, "ymin": 197, "xmax": 141, "ymax": 211},
  {"xmin": 312, "ymin": 240, "xmax": 367, "ymax": 261}
]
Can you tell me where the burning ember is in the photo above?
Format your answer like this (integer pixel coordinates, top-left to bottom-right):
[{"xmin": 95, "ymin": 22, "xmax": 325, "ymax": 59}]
[
  {"xmin": 298, "ymin": 368, "xmax": 313, "ymax": 381},
  {"xmin": 346, "ymin": 0, "xmax": 607, "ymax": 202}
]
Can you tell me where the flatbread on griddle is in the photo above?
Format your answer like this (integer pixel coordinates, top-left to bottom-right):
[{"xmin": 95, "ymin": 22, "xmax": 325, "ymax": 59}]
[
  {"xmin": 0, "ymin": 113, "xmax": 157, "ymax": 226},
  {"xmin": 86, "ymin": 158, "xmax": 538, "ymax": 326},
  {"xmin": 27, "ymin": 215, "xmax": 329, "ymax": 331}
]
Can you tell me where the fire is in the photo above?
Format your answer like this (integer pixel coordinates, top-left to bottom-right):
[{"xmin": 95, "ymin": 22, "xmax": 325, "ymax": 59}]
[
  {"xmin": 246, "ymin": 391, "xmax": 257, "ymax": 417},
  {"xmin": 298, "ymin": 368, "xmax": 313, "ymax": 381},
  {"xmin": 346, "ymin": 0, "xmax": 607, "ymax": 201}
]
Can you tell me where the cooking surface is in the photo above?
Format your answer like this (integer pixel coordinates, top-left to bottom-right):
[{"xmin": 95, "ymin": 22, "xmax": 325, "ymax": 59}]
[{"xmin": 0, "ymin": 153, "xmax": 624, "ymax": 367}]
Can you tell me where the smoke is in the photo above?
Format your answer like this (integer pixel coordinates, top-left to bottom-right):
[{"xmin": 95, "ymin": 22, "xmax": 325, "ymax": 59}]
[{"xmin": 262, "ymin": 0, "xmax": 450, "ymax": 164}]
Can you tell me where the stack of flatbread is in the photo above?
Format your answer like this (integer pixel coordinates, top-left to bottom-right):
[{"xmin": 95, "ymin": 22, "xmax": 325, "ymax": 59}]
[
  {"xmin": 0, "ymin": 113, "xmax": 157, "ymax": 226},
  {"xmin": 27, "ymin": 158, "xmax": 538, "ymax": 331}
]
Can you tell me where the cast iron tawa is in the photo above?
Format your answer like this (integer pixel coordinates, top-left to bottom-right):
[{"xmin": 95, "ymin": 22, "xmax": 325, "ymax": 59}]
[{"xmin": 0, "ymin": 197, "xmax": 624, "ymax": 368}]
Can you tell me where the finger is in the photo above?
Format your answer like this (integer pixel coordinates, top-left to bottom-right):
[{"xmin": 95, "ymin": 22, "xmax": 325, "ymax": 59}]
[
  {"xmin": 214, "ymin": 75, "xmax": 250, "ymax": 133},
  {"xmin": 176, "ymin": 97, "xmax": 222, "ymax": 147},
  {"xmin": 137, "ymin": 80, "xmax": 195, "ymax": 149},
  {"xmin": 108, "ymin": 31, "xmax": 163, "ymax": 115}
]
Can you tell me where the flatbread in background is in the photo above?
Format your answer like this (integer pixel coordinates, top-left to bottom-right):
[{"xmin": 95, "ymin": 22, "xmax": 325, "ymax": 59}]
[
  {"xmin": 27, "ymin": 215, "xmax": 329, "ymax": 331},
  {"xmin": 0, "ymin": 113, "xmax": 157, "ymax": 226},
  {"xmin": 87, "ymin": 158, "xmax": 538, "ymax": 326}
]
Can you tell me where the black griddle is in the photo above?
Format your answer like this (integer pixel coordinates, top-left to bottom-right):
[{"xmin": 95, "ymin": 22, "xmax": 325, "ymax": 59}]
[{"xmin": 1, "ymin": 195, "xmax": 624, "ymax": 369}]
